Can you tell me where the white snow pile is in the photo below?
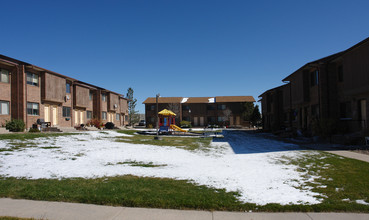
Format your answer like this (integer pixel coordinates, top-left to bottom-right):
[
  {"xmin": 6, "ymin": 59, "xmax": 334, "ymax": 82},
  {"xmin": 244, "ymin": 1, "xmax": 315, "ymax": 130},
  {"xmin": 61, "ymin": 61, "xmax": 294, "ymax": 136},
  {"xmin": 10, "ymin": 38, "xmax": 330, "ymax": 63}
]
[
  {"xmin": 0, "ymin": 130, "xmax": 322, "ymax": 205},
  {"xmin": 181, "ymin": 98, "xmax": 188, "ymax": 103},
  {"xmin": 208, "ymin": 97, "xmax": 215, "ymax": 103}
]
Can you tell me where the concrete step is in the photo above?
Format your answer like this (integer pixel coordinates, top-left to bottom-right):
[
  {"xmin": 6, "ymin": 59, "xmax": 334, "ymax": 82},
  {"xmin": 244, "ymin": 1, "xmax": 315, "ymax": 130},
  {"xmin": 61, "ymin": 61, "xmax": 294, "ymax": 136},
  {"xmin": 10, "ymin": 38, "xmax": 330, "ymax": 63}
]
[{"xmin": 0, "ymin": 127, "xmax": 10, "ymax": 134}]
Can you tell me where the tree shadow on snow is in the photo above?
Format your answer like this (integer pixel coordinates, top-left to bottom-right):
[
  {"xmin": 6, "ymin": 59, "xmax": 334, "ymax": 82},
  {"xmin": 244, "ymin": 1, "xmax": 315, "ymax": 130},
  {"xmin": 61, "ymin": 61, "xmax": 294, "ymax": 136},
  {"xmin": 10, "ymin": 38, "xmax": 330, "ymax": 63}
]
[{"xmin": 213, "ymin": 130, "xmax": 307, "ymax": 154}]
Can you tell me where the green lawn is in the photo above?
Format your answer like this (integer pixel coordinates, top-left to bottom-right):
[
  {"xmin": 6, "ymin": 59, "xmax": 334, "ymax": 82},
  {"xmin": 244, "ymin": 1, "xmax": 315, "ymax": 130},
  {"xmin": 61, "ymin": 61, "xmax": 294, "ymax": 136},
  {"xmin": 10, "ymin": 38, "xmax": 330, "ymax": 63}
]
[{"xmin": 115, "ymin": 130, "xmax": 213, "ymax": 151}]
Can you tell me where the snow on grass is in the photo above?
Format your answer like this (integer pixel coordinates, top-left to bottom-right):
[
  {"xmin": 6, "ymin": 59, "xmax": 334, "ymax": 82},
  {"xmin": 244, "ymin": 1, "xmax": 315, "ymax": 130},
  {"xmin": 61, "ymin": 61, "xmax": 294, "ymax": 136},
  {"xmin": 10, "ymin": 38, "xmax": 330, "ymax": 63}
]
[{"xmin": 0, "ymin": 130, "xmax": 322, "ymax": 205}]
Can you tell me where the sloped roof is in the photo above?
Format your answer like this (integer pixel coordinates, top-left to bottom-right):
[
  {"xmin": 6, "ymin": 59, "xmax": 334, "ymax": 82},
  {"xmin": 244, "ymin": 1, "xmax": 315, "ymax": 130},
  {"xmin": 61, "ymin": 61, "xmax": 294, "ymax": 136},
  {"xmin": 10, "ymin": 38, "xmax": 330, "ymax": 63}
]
[
  {"xmin": 216, "ymin": 96, "xmax": 255, "ymax": 102},
  {"xmin": 186, "ymin": 97, "xmax": 212, "ymax": 103},
  {"xmin": 158, "ymin": 109, "xmax": 176, "ymax": 116},
  {"xmin": 142, "ymin": 97, "xmax": 183, "ymax": 104}
]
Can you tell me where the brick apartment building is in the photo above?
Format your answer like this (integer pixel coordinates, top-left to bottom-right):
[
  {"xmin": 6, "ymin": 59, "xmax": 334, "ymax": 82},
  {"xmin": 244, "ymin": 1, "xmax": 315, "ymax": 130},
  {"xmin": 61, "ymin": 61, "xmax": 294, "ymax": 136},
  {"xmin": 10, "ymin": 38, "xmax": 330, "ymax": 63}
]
[
  {"xmin": 259, "ymin": 37, "xmax": 369, "ymax": 135},
  {"xmin": 0, "ymin": 54, "xmax": 128, "ymax": 129},
  {"xmin": 143, "ymin": 96, "xmax": 255, "ymax": 127}
]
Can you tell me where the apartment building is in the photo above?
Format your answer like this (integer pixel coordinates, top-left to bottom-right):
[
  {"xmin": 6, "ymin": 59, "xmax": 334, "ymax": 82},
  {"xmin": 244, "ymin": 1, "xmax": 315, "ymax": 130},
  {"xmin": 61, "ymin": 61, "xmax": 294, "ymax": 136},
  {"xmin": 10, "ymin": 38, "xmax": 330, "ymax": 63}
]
[
  {"xmin": 143, "ymin": 96, "xmax": 255, "ymax": 127},
  {"xmin": 0, "ymin": 54, "xmax": 128, "ymax": 129},
  {"xmin": 259, "ymin": 37, "xmax": 369, "ymax": 135}
]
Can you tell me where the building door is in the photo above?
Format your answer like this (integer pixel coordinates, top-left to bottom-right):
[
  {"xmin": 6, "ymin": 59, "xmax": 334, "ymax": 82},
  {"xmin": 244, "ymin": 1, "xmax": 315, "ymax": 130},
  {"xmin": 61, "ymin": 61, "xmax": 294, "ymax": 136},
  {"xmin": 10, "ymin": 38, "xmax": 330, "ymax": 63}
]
[
  {"xmin": 52, "ymin": 106, "xmax": 58, "ymax": 126},
  {"xmin": 194, "ymin": 117, "xmax": 198, "ymax": 126},
  {"xmin": 360, "ymin": 99, "xmax": 367, "ymax": 128},
  {"xmin": 199, "ymin": 117, "xmax": 204, "ymax": 126},
  {"xmin": 236, "ymin": 116, "xmax": 240, "ymax": 125},
  {"xmin": 74, "ymin": 111, "xmax": 78, "ymax": 125},
  {"xmin": 44, "ymin": 105, "xmax": 50, "ymax": 122},
  {"xmin": 230, "ymin": 116, "xmax": 234, "ymax": 126},
  {"xmin": 80, "ymin": 111, "xmax": 84, "ymax": 124}
]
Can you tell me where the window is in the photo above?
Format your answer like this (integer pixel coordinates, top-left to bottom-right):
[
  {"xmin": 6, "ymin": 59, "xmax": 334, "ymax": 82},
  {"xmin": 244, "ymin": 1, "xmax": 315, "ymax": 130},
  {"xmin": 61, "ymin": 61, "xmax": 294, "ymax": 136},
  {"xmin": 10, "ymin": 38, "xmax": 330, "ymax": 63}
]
[
  {"xmin": 217, "ymin": 104, "xmax": 226, "ymax": 110},
  {"xmin": 207, "ymin": 116, "xmax": 216, "ymax": 123},
  {"xmin": 102, "ymin": 94, "xmax": 107, "ymax": 102},
  {"xmin": 338, "ymin": 65, "xmax": 343, "ymax": 82},
  {"xmin": 207, "ymin": 105, "xmax": 215, "ymax": 110},
  {"xmin": 218, "ymin": 116, "xmax": 224, "ymax": 122},
  {"xmin": 89, "ymin": 91, "xmax": 93, "ymax": 100},
  {"xmin": 150, "ymin": 105, "xmax": 155, "ymax": 111},
  {"xmin": 182, "ymin": 117, "xmax": 190, "ymax": 122},
  {"xmin": 26, "ymin": 72, "xmax": 39, "ymax": 86},
  {"xmin": 0, "ymin": 101, "xmax": 9, "ymax": 115},
  {"xmin": 102, "ymin": 111, "xmax": 107, "ymax": 120},
  {"xmin": 340, "ymin": 102, "xmax": 352, "ymax": 119},
  {"xmin": 182, "ymin": 105, "xmax": 190, "ymax": 111},
  {"xmin": 66, "ymin": 83, "xmax": 71, "ymax": 93},
  {"xmin": 310, "ymin": 70, "xmax": 319, "ymax": 87},
  {"xmin": 0, "ymin": 69, "xmax": 9, "ymax": 83},
  {"xmin": 87, "ymin": 111, "xmax": 92, "ymax": 119},
  {"xmin": 62, "ymin": 107, "xmax": 71, "ymax": 117},
  {"xmin": 311, "ymin": 105, "xmax": 320, "ymax": 117},
  {"xmin": 125, "ymin": 115, "xmax": 129, "ymax": 122},
  {"xmin": 116, "ymin": 113, "xmax": 120, "ymax": 121},
  {"xmin": 27, "ymin": 102, "xmax": 39, "ymax": 115}
]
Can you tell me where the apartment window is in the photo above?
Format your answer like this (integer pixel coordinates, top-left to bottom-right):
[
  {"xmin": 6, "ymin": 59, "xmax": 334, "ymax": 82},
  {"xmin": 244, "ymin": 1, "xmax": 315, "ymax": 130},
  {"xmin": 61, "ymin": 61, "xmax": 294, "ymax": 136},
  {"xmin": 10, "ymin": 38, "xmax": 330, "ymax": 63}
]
[
  {"xmin": 87, "ymin": 111, "xmax": 92, "ymax": 119},
  {"xmin": 0, "ymin": 69, "xmax": 9, "ymax": 83},
  {"xmin": 310, "ymin": 70, "xmax": 319, "ymax": 87},
  {"xmin": 182, "ymin": 105, "xmax": 190, "ymax": 111},
  {"xmin": 207, "ymin": 105, "xmax": 216, "ymax": 110},
  {"xmin": 218, "ymin": 104, "xmax": 226, "ymax": 110},
  {"xmin": 340, "ymin": 102, "xmax": 352, "ymax": 119},
  {"xmin": 26, "ymin": 72, "xmax": 39, "ymax": 86},
  {"xmin": 125, "ymin": 115, "xmax": 129, "ymax": 122},
  {"xmin": 62, "ymin": 107, "xmax": 71, "ymax": 117},
  {"xmin": 116, "ymin": 113, "xmax": 120, "ymax": 121},
  {"xmin": 102, "ymin": 111, "xmax": 107, "ymax": 120},
  {"xmin": 66, "ymin": 83, "xmax": 71, "ymax": 93},
  {"xmin": 182, "ymin": 117, "xmax": 190, "ymax": 122},
  {"xmin": 218, "ymin": 116, "xmax": 225, "ymax": 122},
  {"xmin": 311, "ymin": 104, "xmax": 320, "ymax": 117},
  {"xmin": 89, "ymin": 91, "xmax": 93, "ymax": 100},
  {"xmin": 338, "ymin": 65, "xmax": 343, "ymax": 82},
  {"xmin": 102, "ymin": 94, "xmax": 107, "ymax": 102},
  {"xmin": 0, "ymin": 101, "xmax": 9, "ymax": 115},
  {"xmin": 27, "ymin": 102, "xmax": 39, "ymax": 115},
  {"xmin": 150, "ymin": 105, "xmax": 155, "ymax": 111},
  {"xmin": 207, "ymin": 116, "xmax": 216, "ymax": 123}
]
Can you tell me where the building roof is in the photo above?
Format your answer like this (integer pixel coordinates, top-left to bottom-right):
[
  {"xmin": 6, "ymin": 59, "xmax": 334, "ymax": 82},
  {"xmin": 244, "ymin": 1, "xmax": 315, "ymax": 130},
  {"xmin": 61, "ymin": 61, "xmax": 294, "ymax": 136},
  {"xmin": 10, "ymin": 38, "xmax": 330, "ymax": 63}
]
[
  {"xmin": 215, "ymin": 96, "xmax": 255, "ymax": 103},
  {"xmin": 143, "ymin": 97, "xmax": 183, "ymax": 104},
  {"xmin": 143, "ymin": 96, "xmax": 255, "ymax": 104},
  {"xmin": 258, "ymin": 84, "xmax": 289, "ymax": 98},
  {"xmin": 158, "ymin": 109, "xmax": 176, "ymax": 116}
]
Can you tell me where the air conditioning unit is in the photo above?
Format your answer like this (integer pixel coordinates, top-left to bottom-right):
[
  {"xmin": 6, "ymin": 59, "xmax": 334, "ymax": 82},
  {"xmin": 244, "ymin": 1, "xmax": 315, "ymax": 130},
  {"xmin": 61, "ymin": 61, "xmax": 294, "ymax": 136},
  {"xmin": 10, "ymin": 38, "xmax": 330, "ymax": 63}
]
[
  {"xmin": 65, "ymin": 95, "xmax": 70, "ymax": 101},
  {"xmin": 114, "ymin": 104, "xmax": 118, "ymax": 108}
]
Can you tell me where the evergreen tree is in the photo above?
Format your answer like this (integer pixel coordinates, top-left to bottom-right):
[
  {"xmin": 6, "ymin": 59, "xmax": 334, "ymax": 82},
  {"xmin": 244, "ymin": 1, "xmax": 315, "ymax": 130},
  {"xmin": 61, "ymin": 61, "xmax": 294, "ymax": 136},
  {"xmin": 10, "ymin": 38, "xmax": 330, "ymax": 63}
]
[
  {"xmin": 250, "ymin": 105, "xmax": 261, "ymax": 127},
  {"xmin": 126, "ymin": 87, "xmax": 139, "ymax": 126},
  {"xmin": 241, "ymin": 102, "xmax": 255, "ymax": 121}
]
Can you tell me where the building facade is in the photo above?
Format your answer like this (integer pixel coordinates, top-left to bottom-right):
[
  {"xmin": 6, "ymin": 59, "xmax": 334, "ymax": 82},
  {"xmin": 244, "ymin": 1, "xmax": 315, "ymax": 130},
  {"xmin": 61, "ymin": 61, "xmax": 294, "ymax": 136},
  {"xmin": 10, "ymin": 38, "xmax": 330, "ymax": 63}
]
[
  {"xmin": 143, "ymin": 96, "xmax": 255, "ymax": 127},
  {"xmin": 0, "ymin": 54, "xmax": 128, "ymax": 129},
  {"xmin": 259, "ymin": 37, "xmax": 369, "ymax": 135}
]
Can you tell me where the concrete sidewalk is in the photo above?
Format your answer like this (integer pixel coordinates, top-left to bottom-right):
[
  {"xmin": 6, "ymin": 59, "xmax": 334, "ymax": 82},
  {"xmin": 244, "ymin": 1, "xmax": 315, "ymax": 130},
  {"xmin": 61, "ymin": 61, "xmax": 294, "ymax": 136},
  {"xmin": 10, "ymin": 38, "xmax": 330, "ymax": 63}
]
[
  {"xmin": 0, "ymin": 198, "xmax": 368, "ymax": 220},
  {"xmin": 326, "ymin": 150, "xmax": 369, "ymax": 163}
]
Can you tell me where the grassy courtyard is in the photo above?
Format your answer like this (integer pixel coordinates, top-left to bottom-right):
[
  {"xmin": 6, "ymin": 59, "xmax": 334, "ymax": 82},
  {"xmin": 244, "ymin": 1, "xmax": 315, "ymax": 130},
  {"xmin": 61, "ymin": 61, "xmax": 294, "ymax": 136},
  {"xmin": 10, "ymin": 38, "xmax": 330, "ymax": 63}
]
[{"xmin": 0, "ymin": 130, "xmax": 369, "ymax": 212}]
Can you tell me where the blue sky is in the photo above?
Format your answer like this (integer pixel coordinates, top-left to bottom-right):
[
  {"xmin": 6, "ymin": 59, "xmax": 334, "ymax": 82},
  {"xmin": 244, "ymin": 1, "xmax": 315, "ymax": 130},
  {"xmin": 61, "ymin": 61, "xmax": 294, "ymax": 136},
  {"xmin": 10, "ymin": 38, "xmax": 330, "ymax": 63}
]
[{"xmin": 1, "ymin": 0, "xmax": 369, "ymax": 113}]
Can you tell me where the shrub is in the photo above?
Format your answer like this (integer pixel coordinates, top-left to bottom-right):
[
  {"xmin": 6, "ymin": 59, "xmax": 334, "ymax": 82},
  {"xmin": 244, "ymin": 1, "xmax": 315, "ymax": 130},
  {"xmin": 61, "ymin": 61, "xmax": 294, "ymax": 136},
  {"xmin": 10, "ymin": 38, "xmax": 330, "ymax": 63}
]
[
  {"xmin": 5, "ymin": 119, "xmax": 25, "ymax": 132},
  {"xmin": 29, "ymin": 127, "xmax": 40, "ymax": 132},
  {"xmin": 89, "ymin": 118, "xmax": 102, "ymax": 129},
  {"xmin": 180, "ymin": 120, "xmax": 192, "ymax": 128},
  {"xmin": 105, "ymin": 122, "xmax": 115, "ymax": 129},
  {"xmin": 148, "ymin": 124, "xmax": 153, "ymax": 128}
]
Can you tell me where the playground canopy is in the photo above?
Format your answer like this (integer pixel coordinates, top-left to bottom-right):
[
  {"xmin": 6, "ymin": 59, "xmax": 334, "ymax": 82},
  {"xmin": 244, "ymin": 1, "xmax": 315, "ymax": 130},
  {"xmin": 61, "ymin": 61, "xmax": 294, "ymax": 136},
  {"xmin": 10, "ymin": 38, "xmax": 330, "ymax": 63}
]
[{"xmin": 158, "ymin": 109, "xmax": 176, "ymax": 116}]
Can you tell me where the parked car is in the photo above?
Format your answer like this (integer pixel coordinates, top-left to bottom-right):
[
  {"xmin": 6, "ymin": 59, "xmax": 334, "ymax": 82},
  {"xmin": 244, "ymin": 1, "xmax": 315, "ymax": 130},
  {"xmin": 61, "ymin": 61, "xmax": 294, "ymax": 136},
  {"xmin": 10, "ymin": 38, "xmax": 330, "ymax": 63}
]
[{"xmin": 138, "ymin": 120, "xmax": 146, "ymax": 126}]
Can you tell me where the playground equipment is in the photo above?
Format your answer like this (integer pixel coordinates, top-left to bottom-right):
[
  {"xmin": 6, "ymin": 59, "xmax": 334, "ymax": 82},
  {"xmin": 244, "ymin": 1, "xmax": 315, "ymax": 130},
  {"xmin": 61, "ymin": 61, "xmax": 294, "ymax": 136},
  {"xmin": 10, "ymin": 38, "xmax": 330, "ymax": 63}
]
[{"xmin": 158, "ymin": 109, "xmax": 187, "ymax": 133}]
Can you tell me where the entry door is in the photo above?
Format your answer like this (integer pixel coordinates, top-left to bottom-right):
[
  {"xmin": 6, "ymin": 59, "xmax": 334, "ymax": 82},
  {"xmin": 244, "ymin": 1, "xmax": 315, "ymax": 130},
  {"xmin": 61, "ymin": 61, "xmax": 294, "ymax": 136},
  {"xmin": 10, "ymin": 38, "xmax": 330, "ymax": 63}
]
[
  {"xmin": 194, "ymin": 117, "xmax": 198, "ymax": 126},
  {"xmin": 200, "ymin": 117, "xmax": 204, "ymax": 126},
  {"xmin": 80, "ymin": 111, "xmax": 84, "ymax": 124},
  {"xmin": 74, "ymin": 111, "xmax": 78, "ymax": 125},
  {"xmin": 230, "ymin": 116, "xmax": 234, "ymax": 126},
  {"xmin": 52, "ymin": 106, "xmax": 58, "ymax": 126},
  {"xmin": 361, "ymin": 100, "xmax": 367, "ymax": 128},
  {"xmin": 236, "ymin": 116, "xmax": 240, "ymax": 125},
  {"xmin": 44, "ymin": 105, "xmax": 50, "ymax": 122}
]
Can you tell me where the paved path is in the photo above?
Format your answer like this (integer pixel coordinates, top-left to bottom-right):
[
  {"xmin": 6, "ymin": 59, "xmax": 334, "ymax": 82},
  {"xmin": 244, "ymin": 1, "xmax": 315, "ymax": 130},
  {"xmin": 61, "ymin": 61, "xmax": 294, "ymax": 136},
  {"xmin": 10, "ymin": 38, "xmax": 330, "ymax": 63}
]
[
  {"xmin": 325, "ymin": 150, "xmax": 369, "ymax": 163},
  {"xmin": 0, "ymin": 198, "xmax": 368, "ymax": 220}
]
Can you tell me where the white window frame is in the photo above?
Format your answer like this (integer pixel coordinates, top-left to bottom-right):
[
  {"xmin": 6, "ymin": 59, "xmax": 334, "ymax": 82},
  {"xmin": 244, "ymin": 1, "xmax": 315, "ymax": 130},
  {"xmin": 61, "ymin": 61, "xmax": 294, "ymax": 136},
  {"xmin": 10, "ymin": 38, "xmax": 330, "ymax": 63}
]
[
  {"xmin": 102, "ymin": 94, "xmax": 107, "ymax": 102},
  {"xmin": 27, "ymin": 102, "xmax": 39, "ymax": 116},
  {"xmin": 102, "ymin": 111, "xmax": 107, "ymax": 120},
  {"xmin": 0, "ymin": 101, "xmax": 10, "ymax": 115},
  {"xmin": 116, "ymin": 113, "xmax": 120, "ymax": 121},
  {"xmin": 0, "ymin": 69, "xmax": 9, "ymax": 83},
  {"xmin": 26, "ymin": 72, "xmax": 39, "ymax": 86},
  {"xmin": 87, "ymin": 111, "xmax": 92, "ymax": 119}
]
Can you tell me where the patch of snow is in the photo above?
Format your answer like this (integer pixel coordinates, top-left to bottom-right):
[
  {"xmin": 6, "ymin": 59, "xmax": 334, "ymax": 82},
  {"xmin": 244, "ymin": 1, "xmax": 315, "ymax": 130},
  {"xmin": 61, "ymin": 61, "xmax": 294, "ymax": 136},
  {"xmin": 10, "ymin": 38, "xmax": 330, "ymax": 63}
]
[
  {"xmin": 335, "ymin": 187, "xmax": 344, "ymax": 192},
  {"xmin": 342, "ymin": 198, "xmax": 350, "ymax": 202},
  {"xmin": 0, "ymin": 130, "xmax": 322, "ymax": 205},
  {"xmin": 208, "ymin": 97, "xmax": 215, "ymax": 103},
  {"xmin": 356, "ymin": 200, "xmax": 369, "ymax": 205},
  {"xmin": 317, "ymin": 185, "xmax": 327, "ymax": 188},
  {"xmin": 181, "ymin": 98, "xmax": 188, "ymax": 103}
]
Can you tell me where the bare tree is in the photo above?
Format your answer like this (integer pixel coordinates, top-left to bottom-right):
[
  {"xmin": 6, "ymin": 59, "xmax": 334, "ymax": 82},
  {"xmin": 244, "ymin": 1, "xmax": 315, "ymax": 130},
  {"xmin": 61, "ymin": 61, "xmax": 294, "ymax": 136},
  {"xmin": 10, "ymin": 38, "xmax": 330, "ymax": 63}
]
[
  {"xmin": 223, "ymin": 108, "xmax": 232, "ymax": 125},
  {"xmin": 167, "ymin": 103, "xmax": 180, "ymax": 115}
]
